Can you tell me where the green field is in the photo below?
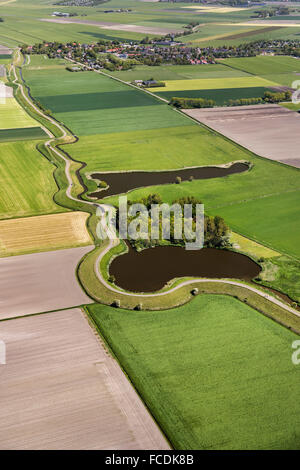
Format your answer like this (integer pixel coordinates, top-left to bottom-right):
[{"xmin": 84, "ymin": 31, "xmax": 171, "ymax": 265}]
[
  {"xmin": 157, "ymin": 86, "xmax": 270, "ymax": 106},
  {"xmin": 221, "ymin": 55, "xmax": 300, "ymax": 75},
  {"xmin": 216, "ymin": 191, "xmax": 300, "ymax": 260},
  {"xmin": 67, "ymin": 124, "xmax": 249, "ymax": 173},
  {"xmin": 178, "ymin": 24, "xmax": 265, "ymax": 43},
  {"xmin": 23, "ymin": 66, "xmax": 190, "ymax": 135},
  {"xmin": 88, "ymin": 295, "xmax": 300, "ymax": 450},
  {"xmin": 106, "ymin": 64, "xmax": 251, "ymax": 82},
  {"xmin": 0, "ymin": 0, "xmax": 292, "ymax": 49},
  {"xmin": 0, "ymin": 140, "xmax": 63, "ymax": 219},
  {"xmin": 0, "ymin": 97, "xmax": 40, "ymax": 129},
  {"xmin": 197, "ymin": 26, "xmax": 300, "ymax": 47},
  {"xmin": 0, "ymin": 126, "xmax": 47, "ymax": 142},
  {"xmin": 261, "ymin": 72, "xmax": 300, "ymax": 87},
  {"xmin": 148, "ymin": 76, "xmax": 278, "ymax": 92}
]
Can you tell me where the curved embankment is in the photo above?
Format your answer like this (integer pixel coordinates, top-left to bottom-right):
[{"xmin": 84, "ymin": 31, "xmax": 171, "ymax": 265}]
[
  {"xmin": 13, "ymin": 52, "xmax": 300, "ymax": 324},
  {"xmin": 89, "ymin": 162, "xmax": 249, "ymax": 199}
]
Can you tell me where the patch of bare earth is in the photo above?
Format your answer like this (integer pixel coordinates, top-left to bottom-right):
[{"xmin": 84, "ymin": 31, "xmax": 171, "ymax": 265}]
[
  {"xmin": 39, "ymin": 18, "xmax": 183, "ymax": 35},
  {"xmin": 183, "ymin": 104, "xmax": 300, "ymax": 168},
  {"xmin": 0, "ymin": 308, "xmax": 169, "ymax": 449},
  {"xmin": 0, "ymin": 44, "xmax": 11, "ymax": 54},
  {"xmin": 0, "ymin": 246, "xmax": 93, "ymax": 320}
]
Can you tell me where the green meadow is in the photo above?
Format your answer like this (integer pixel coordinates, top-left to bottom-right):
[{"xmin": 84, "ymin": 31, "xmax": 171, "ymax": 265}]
[
  {"xmin": 222, "ymin": 55, "xmax": 300, "ymax": 75},
  {"xmin": 215, "ymin": 191, "xmax": 300, "ymax": 260},
  {"xmin": 0, "ymin": 97, "xmax": 40, "ymax": 129},
  {"xmin": 23, "ymin": 66, "xmax": 189, "ymax": 135},
  {"xmin": 0, "ymin": 126, "xmax": 47, "ymax": 142},
  {"xmin": 198, "ymin": 27, "xmax": 300, "ymax": 47},
  {"xmin": 0, "ymin": 140, "xmax": 63, "ymax": 219},
  {"xmin": 88, "ymin": 295, "xmax": 300, "ymax": 450},
  {"xmin": 67, "ymin": 124, "xmax": 249, "ymax": 172},
  {"xmin": 107, "ymin": 64, "xmax": 250, "ymax": 82}
]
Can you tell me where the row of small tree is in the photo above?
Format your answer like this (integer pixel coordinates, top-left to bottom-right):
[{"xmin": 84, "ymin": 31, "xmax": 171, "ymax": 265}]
[{"xmin": 170, "ymin": 97, "xmax": 216, "ymax": 109}]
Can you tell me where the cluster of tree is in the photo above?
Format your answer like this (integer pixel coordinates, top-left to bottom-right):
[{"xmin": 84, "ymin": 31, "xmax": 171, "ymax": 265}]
[
  {"xmin": 226, "ymin": 97, "xmax": 263, "ymax": 106},
  {"xmin": 264, "ymin": 90, "xmax": 292, "ymax": 103},
  {"xmin": 141, "ymin": 56, "xmax": 163, "ymax": 66},
  {"xmin": 253, "ymin": 7, "xmax": 288, "ymax": 18},
  {"xmin": 99, "ymin": 54, "xmax": 139, "ymax": 71},
  {"xmin": 170, "ymin": 97, "xmax": 216, "ymax": 108},
  {"xmin": 117, "ymin": 194, "xmax": 230, "ymax": 251},
  {"xmin": 170, "ymin": 90, "xmax": 292, "ymax": 109}
]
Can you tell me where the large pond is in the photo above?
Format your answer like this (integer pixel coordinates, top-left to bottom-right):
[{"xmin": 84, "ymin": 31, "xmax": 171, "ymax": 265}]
[
  {"xmin": 109, "ymin": 243, "xmax": 261, "ymax": 292},
  {"xmin": 90, "ymin": 162, "xmax": 249, "ymax": 198}
]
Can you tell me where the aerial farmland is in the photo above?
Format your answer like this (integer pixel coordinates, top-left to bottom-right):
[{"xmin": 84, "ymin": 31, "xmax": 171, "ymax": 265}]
[{"xmin": 0, "ymin": 0, "xmax": 300, "ymax": 455}]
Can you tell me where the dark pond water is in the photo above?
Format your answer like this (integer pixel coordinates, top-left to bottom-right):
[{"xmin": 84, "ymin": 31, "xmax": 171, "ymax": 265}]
[
  {"xmin": 90, "ymin": 162, "xmax": 249, "ymax": 198},
  {"xmin": 109, "ymin": 243, "xmax": 261, "ymax": 293}
]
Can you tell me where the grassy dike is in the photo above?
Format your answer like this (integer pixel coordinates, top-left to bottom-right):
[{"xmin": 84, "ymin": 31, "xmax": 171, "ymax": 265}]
[{"xmin": 11, "ymin": 51, "xmax": 300, "ymax": 333}]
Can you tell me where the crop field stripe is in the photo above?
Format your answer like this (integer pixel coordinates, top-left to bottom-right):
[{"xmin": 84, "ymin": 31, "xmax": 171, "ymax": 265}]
[
  {"xmin": 218, "ymin": 26, "xmax": 284, "ymax": 40},
  {"xmin": 36, "ymin": 90, "xmax": 164, "ymax": 113},
  {"xmin": 220, "ymin": 55, "xmax": 300, "ymax": 75},
  {"xmin": 0, "ymin": 126, "xmax": 47, "ymax": 141},
  {"xmin": 148, "ymin": 76, "xmax": 279, "ymax": 92},
  {"xmin": 157, "ymin": 86, "xmax": 270, "ymax": 105},
  {"xmin": 23, "ymin": 66, "xmax": 190, "ymax": 135},
  {"xmin": 0, "ymin": 140, "xmax": 64, "ymax": 220},
  {"xmin": 0, "ymin": 97, "xmax": 40, "ymax": 129},
  {"xmin": 0, "ymin": 212, "xmax": 92, "ymax": 257},
  {"xmin": 107, "ymin": 64, "xmax": 252, "ymax": 82}
]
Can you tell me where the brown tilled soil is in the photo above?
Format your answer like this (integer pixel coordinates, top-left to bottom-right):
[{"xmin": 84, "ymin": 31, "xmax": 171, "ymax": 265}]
[
  {"xmin": 0, "ymin": 246, "xmax": 93, "ymax": 320},
  {"xmin": 0, "ymin": 44, "xmax": 12, "ymax": 55},
  {"xmin": 183, "ymin": 104, "xmax": 300, "ymax": 168},
  {"xmin": 0, "ymin": 309, "xmax": 169, "ymax": 449}
]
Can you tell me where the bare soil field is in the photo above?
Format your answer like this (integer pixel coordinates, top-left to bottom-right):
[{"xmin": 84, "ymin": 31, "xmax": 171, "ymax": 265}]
[
  {"xmin": 183, "ymin": 104, "xmax": 300, "ymax": 168},
  {"xmin": 0, "ymin": 44, "xmax": 11, "ymax": 55},
  {"xmin": 2, "ymin": 85, "xmax": 13, "ymax": 98},
  {"xmin": 0, "ymin": 211, "xmax": 92, "ymax": 257},
  {"xmin": 0, "ymin": 309, "xmax": 169, "ymax": 449},
  {"xmin": 40, "ymin": 18, "xmax": 183, "ymax": 35},
  {"xmin": 0, "ymin": 246, "xmax": 93, "ymax": 320}
]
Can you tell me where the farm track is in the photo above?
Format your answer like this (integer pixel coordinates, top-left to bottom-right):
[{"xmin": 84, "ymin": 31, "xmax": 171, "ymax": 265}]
[{"xmin": 12, "ymin": 51, "xmax": 300, "ymax": 319}]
